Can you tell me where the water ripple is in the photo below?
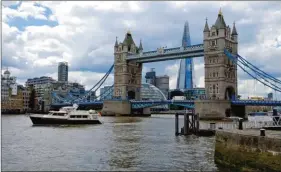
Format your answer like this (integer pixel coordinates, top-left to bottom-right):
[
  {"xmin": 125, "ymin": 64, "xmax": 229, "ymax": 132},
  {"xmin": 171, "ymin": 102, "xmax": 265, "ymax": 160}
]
[{"xmin": 2, "ymin": 115, "xmax": 218, "ymax": 171}]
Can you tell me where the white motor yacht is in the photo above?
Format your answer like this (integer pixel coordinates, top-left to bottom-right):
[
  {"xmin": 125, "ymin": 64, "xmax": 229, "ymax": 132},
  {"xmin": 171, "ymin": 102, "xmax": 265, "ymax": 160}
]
[{"xmin": 29, "ymin": 104, "xmax": 102, "ymax": 125}]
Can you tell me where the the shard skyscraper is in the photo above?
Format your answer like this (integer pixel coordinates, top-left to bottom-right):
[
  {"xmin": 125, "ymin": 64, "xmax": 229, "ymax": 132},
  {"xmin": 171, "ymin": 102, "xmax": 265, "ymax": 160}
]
[{"xmin": 176, "ymin": 21, "xmax": 194, "ymax": 89}]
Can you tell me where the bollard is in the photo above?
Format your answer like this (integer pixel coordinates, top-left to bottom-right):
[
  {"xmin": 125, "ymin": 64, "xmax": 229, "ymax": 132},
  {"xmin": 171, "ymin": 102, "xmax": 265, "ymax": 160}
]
[
  {"xmin": 260, "ymin": 129, "xmax": 265, "ymax": 136},
  {"xmin": 238, "ymin": 119, "xmax": 243, "ymax": 130},
  {"xmin": 175, "ymin": 113, "xmax": 179, "ymax": 136},
  {"xmin": 210, "ymin": 123, "xmax": 216, "ymax": 130}
]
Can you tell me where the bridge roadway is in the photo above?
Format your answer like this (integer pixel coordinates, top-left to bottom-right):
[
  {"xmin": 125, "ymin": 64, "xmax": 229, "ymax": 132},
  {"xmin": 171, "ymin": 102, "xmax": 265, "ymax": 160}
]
[
  {"xmin": 51, "ymin": 99, "xmax": 281, "ymax": 109},
  {"xmin": 126, "ymin": 44, "xmax": 204, "ymax": 63}
]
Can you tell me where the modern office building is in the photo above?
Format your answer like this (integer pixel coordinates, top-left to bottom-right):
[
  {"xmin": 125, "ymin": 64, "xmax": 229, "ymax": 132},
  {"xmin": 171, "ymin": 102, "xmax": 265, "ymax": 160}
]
[
  {"xmin": 144, "ymin": 68, "xmax": 169, "ymax": 98},
  {"xmin": 26, "ymin": 76, "xmax": 56, "ymax": 86},
  {"xmin": 25, "ymin": 76, "xmax": 56, "ymax": 98},
  {"xmin": 145, "ymin": 68, "xmax": 156, "ymax": 85},
  {"xmin": 155, "ymin": 75, "xmax": 169, "ymax": 99},
  {"xmin": 183, "ymin": 88, "xmax": 206, "ymax": 100},
  {"xmin": 176, "ymin": 21, "xmax": 195, "ymax": 89},
  {"xmin": 268, "ymin": 93, "xmax": 273, "ymax": 100},
  {"xmin": 100, "ymin": 86, "xmax": 113, "ymax": 100},
  {"xmin": 58, "ymin": 62, "xmax": 68, "ymax": 82}
]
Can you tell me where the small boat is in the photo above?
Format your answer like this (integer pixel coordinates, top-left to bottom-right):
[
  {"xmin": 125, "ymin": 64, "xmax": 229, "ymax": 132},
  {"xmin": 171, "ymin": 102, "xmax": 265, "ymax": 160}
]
[{"xmin": 29, "ymin": 104, "xmax": 102, "ymax": 125}]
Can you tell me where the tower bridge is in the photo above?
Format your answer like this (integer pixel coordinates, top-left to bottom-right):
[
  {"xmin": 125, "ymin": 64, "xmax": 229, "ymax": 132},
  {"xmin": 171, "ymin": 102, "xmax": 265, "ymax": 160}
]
[{"xmin": 50, "ymin": 9, "xmax": 281, "ymax": 119}]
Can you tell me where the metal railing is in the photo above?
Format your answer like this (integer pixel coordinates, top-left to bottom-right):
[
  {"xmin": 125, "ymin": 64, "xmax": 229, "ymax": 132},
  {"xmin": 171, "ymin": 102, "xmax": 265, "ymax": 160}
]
[{"xmin": 202, "ymin": 116, "xmax": 281, "ymax": 130}]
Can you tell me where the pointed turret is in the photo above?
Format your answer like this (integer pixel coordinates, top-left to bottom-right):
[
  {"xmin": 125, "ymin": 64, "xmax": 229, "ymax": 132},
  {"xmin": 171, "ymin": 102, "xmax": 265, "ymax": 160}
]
[
  {"xmin": 231, "ymin": 22, "xmax": 238, "ymax": 35},
  {"xmin": 139, "ymin": 39, "xmax": 143, "ymax": 51},
  {"xmin": 214, "ymin": 8, "xmax": 226, "ymax": 29},
  {"xmin": 123, "ymin": 30, "xmax": 135, "ymax": 46},
  {"xmin": 115, "ymin": 36, "xmax": 118, "ymax": 47},
  {"xmin": 204, "ymin": 17, "xmax": 210, "ymax": 32},
  {"xmin": 182, "ymin": 21, "xmax": 191, "ymax": 47}
]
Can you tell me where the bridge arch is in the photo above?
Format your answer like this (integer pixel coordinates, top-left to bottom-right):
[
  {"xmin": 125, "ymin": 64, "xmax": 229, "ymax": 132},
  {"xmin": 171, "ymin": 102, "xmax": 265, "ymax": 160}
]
[
  {"xmin": 127, "ymin": 90, "xmax": 136, "ymax": 100},
  {"xmin": 225, "ymin": 86, "xmax": 235, "ymax": 100}
]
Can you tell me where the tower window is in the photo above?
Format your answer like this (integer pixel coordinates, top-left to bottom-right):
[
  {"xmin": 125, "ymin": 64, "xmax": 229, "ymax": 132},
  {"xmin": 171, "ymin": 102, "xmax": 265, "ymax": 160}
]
[{"xmin": 212, "ymin": 32, "xmax": 216, "ymax": 36}]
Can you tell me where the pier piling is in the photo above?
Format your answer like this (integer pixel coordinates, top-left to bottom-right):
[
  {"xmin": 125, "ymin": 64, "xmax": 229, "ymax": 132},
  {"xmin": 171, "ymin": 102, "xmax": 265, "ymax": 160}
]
[
  {"xmin": 238, "ymin": 119, "xmax": 243, "ymax": 130},
  {"xmin": 184, "ymin": 113, "xmax": 188, "ymax": 135},
  {"xmin": 260, "ymin": 129, "xmax": 265, "ymax": 136},
  {"xmin": 175, "ymin": 113, "xmax": 179, "ymax": 136}
]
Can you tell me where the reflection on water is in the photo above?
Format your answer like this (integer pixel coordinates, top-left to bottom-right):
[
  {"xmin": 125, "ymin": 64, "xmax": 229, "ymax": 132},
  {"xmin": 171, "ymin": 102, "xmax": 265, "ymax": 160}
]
[{"xmin": 2, "ymin": 115, "xmax": 218, "ymax": 171}]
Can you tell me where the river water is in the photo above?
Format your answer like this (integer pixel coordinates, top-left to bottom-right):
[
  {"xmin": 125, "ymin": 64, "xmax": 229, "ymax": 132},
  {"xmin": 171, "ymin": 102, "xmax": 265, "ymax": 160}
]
[{"xmin": 2, "ymin": 114, "xmax": 220, "ymax": 171}]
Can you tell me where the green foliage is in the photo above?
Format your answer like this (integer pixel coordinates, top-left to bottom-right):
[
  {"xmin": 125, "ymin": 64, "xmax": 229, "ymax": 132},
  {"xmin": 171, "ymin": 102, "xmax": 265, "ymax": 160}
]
[{"xmin": 215, "ymin": 142, "xmax": 281, "ymax": 172}]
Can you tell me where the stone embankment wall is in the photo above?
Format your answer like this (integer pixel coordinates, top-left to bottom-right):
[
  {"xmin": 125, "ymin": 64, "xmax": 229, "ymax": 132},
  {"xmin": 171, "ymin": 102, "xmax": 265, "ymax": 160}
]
[{"xmin": 215, "ymin": 130, "xmax": 281, "ymax": 172}]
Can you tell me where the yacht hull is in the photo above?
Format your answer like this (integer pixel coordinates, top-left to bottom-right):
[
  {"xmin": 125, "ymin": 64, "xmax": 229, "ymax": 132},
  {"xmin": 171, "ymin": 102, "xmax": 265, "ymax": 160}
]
[{"xmin": 30, "ymin": 116, "xmax": 102, "ymax": 125}]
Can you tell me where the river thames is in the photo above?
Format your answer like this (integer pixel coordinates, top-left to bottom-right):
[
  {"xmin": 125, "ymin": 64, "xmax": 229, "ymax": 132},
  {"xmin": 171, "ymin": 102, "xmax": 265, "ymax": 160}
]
[{"xmin": 2, "ymin": 114, "xmax": 221, "ymax": 171}]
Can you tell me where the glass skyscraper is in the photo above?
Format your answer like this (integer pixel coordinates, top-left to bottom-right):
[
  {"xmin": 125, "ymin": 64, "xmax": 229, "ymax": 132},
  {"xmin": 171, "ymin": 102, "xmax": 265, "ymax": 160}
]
[{"xmin": 176, "ymin": 21, "xmax": 194, "ymax": 89}]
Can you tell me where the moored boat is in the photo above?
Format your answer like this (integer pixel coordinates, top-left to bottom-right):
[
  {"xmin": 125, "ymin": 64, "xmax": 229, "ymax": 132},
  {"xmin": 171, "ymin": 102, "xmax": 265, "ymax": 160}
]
[{"xmin": 29, "ymin": 104, "xmax": 102, "ymax": 125}]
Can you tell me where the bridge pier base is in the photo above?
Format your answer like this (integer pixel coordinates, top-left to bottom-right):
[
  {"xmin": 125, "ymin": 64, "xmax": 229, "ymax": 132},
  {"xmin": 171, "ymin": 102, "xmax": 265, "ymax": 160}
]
[
  {"xmin": 101, "ymin": 100, "xmax": 151, "ymax": 117},
  {"xmin": 195, "ymin": 100, "xmax": 231, "ymax": 120},
  {"xmin": 101, "ymin": 100, "xmax": 131, "ymax": 116}
]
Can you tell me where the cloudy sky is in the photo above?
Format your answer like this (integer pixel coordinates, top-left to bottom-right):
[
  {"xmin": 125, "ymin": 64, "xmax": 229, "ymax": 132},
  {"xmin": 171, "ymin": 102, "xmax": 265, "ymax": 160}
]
[{"xmin": 2, "ymin": 1, "xmax": 281, "ymax": 99}]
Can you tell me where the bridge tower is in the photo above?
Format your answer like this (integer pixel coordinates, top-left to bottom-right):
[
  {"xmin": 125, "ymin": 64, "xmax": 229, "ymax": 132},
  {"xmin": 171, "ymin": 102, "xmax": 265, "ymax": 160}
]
[
  {"xmin": 203, "ymin": 9, "xmax": 238, "ymax": 100},
  {"xmin": 113, "ymin": 31, "xmax": 143, "ymax": 100},
  {"xmin": 102, "ymin": 31, "xmax": 147, "ymax": 116},
  {"xmin": 195, "ymin": 9, "xmax": 239, "ymax": 119}
]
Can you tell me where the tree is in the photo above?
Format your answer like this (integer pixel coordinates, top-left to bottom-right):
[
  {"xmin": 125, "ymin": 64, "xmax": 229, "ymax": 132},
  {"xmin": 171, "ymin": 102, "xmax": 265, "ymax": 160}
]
[{"xmin": 28, "ymin": 85, "xmax": 36, "ymax": 110}]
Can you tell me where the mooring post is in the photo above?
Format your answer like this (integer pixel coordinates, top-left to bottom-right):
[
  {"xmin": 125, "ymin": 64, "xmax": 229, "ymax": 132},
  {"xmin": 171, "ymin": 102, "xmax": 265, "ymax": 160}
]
[
  {"xmin": 238, "ymin": 119, "xmax": 243, "ymax": 130},
  {"xmin": 260, "ymin": 129, "xmax": 265, "ymax": 136},
  {"xmin": 184, "ymin": 113, "xmax": 188, "ymax": 135},
  {"xmin": 210, "ymin": 123, "xmax": 216, "ymax": 131},
  {"xmin": 196, "ymin": 113, "xmax": 200, "ymax": 135},
  {"xmin": 191, "ymin": 113, "xmax": 195, "ymax": 133},
  {"xmin": 175, "ymin": 113, "xmax": 179, "ymax": 136}
]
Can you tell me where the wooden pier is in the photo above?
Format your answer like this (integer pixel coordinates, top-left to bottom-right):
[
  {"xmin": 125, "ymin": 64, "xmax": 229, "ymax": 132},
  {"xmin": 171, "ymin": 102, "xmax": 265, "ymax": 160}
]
[{"xmin": 175, "ymin": 112, "xmax": 215, "ymax": 136}]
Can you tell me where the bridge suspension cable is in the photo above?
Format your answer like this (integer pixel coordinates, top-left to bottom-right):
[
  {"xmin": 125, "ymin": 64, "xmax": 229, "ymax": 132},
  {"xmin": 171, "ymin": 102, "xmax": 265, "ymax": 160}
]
[
  {"xmin": 71, "ymin": 64, "xmax": 114, "ymax": 102},
  {"xmin": 224, "ymin": 49, "xmax": 281, "ymax": 93},
  {"xmin": 55, "ymin": 64, "xmax": 114, "ymax": 104},
  {"xmin": 236, "ymin": 56, "xmax": 281, "ymax": 91},
  {"xmin": 237, "ymin": 57, "xmax": 281, "ymax": 91},
  {"xmin": 237, "ymin": 54, "xmax": 281, "ymax": 84}
]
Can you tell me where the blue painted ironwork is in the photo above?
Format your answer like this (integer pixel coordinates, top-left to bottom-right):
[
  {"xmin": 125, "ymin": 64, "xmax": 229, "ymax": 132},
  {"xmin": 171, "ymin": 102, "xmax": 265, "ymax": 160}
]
[
  {"xmin": 126, "ymin": 44, "xmax": 204, "ymax": 63},
  {"xmin": 51, "ymin": 98, "xmax": 281, "ymax": 108},
  {"xmin": 231, "ymin": 100, "xmax": 281, "ymax": 106}
]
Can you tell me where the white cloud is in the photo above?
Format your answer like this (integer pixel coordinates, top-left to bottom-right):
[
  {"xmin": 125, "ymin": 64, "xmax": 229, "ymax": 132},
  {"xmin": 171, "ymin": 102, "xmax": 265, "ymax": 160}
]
[{"xmin": 2, "ymin": 2, "xmax": 48, "ymax": 22}]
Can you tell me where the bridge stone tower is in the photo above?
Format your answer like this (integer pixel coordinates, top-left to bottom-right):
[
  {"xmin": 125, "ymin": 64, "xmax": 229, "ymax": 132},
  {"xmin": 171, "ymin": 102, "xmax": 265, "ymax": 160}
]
[
  {"xmin": 102, "ymin": 31, "xmax": 147, "ymax": 116},
  {"xmin": 113, "ymin": 31, "xmax": 143, "ymax": 100},
  {"xmin": 204, "ymin": 9, "xmax": 238, "ymax": 100},
  {"xmin": 195, "ymin": 9, "xmax": 239, "ymax": 119}
]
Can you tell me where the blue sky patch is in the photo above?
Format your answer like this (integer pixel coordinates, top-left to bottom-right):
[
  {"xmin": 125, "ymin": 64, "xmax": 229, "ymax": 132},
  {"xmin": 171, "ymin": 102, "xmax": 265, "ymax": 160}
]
[
  {"xmin": 5, "ymin": 2, "xmax": 58, "ymax": 31},
  {"xmin": 7, "ymin": 17, "xmax": 58, "ymax": 31}
]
